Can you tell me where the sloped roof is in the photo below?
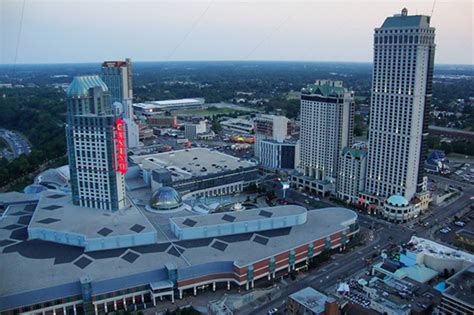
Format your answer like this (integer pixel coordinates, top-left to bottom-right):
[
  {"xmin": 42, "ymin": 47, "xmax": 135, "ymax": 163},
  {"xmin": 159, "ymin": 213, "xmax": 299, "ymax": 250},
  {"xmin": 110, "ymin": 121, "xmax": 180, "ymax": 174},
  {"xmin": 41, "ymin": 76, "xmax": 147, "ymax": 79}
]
[
  {"xmin": 66, "ymin": 75, "xmax": 108, "ymax": 97},
  {"xmin": 304, "ymin": 83, "xmax": 345, "ymax": 97},
  {"xmin": 342, "ymin": 147, "xmax": 367, "ymax": 159},
  {"xmin": 381, "ymin": 15, "xmax": 431, "ymax": 28}
]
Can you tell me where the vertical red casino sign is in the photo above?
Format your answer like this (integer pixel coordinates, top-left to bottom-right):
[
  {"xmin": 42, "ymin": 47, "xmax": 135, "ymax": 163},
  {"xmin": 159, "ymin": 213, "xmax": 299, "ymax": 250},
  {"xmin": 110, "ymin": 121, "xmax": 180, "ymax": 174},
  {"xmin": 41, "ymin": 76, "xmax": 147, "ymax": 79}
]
[{"xmin": 115, "ymin": 118, "xmax": 128, "ymax": 174}]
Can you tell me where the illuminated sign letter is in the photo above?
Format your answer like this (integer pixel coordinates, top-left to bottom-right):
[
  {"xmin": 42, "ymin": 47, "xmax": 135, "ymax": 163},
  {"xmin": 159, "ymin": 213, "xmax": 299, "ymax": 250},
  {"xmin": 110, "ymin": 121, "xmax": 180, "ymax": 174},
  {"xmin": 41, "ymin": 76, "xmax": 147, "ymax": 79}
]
[{"xmin": 115, "ymin": 118, "xmax": 128, "ymax": 174}]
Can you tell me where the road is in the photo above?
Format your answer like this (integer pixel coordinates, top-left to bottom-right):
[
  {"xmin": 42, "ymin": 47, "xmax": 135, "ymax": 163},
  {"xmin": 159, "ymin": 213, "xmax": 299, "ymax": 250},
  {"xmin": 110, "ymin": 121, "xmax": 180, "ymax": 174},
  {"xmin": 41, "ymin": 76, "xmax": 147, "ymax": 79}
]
[
  {"xmin": 241, "ymin": 175, "xmax": 473, "ymax": 315},
  {"xmin": 0, "ymin": 129, "xmax": 31, "ymax": 159}
]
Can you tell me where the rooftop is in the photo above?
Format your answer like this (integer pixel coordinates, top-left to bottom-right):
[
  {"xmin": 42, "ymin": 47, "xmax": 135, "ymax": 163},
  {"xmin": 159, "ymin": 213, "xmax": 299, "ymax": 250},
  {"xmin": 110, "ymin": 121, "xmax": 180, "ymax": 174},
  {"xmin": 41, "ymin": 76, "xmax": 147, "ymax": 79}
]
[
  {"xmin": 0, "ymin": 200, "xmax": 357, "ymax": 310},
  {"xmin": 381, "ymin": 12, "xmax": 431, "ymax": 29},
  {"xmin": 341, "ymin": 147, "xmax": 367, "ymax": 159},
  {"xmin": 302, "ymin": 80, "xmax": 346, "ymax": 97},
  {"xmin": 130, "ymin": 148, "xmax": 257, "ymax": 180},
  {"xmin": 28, "ymin": 191, "xmax": 157, "ymax": 241},
  {"xmin": 66, "ymin": 75, "xmax": 108, "ymax": 97},
  {"xmin": 170, "ymin": 205, "xmax": 306, "ymax": 229},
  {"xmin": 443, "ymin": 264, "xmax": 474, "ymax": 308},
  {"xmin": 408, "ymin": 236, "xmax": 474, "ymax": 264},
  {"xmin": 289, "ymin": 287, "xmax": 328, "ymax": 314}
]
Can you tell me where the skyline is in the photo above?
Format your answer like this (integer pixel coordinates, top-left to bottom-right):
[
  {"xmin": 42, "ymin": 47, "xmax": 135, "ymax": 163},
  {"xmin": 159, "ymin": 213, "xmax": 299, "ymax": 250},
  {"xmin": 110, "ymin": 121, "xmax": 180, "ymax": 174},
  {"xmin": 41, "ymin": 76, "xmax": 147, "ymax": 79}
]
[{"xmin": 1, "ymin": 0, "xmax": 472, "ymax": 65}]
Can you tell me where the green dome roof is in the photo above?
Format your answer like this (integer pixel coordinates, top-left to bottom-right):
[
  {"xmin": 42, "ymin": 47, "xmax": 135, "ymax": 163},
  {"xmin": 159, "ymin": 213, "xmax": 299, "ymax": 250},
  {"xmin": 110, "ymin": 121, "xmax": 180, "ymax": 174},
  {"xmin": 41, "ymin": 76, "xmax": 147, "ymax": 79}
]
[
  {"xmin": 67, "ymin": 75, "xmax": 108, "ymax": 97},
  {"xmin": 386, "ymin": 194, "xmax": 409, "ymax": 207}
]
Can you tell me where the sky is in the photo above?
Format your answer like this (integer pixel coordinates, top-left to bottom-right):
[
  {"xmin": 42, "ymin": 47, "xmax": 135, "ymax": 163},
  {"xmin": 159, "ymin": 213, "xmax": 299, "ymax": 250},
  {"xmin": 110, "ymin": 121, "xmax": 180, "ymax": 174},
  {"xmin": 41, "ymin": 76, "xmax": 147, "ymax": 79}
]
[{"xmin": 1, "ymin": 0, "xmax": 472, "ymax": 65}]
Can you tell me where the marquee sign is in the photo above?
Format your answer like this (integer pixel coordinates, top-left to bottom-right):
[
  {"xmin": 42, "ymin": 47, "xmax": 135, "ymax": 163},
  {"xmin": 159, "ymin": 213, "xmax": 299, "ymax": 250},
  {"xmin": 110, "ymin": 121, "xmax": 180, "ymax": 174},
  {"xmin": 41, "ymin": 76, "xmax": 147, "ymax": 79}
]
[{"xmin": 115, "ymin": 118, "xmax": 128, "ymax": 174}]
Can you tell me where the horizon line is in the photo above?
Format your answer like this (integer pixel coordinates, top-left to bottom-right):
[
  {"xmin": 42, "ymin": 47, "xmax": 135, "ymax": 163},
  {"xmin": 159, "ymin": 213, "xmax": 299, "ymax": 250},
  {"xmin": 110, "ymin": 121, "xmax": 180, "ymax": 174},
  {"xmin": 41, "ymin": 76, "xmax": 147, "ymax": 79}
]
[{"xmin": 0, "ymin": 59, "xmax": 472, "ymax": 67}]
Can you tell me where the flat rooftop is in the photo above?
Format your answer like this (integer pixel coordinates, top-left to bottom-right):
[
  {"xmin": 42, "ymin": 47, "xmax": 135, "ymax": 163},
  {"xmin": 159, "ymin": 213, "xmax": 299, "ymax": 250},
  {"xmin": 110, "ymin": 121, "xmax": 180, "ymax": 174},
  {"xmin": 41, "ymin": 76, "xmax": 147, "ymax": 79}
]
[
  {"xmin": 289, "ymin": 287, "xmax": 328, "ymax": 314},
  {"xmin": 130, "ymin": 148, "xmax": 257, "ymax": 179},
  {"xmin": 29, "ymin": 191, "xmax": 157, "ymax": 240},
  {"xmin": 170, "ymin": 205, "xmax": 306, "ymax": 229},
  {"xmin": 0, "ymin": 195, "xmax": 356, "ymax": 310},
  {"xmin": 443, "ymin": 264, "xmax": 474, "ymax": 308}
]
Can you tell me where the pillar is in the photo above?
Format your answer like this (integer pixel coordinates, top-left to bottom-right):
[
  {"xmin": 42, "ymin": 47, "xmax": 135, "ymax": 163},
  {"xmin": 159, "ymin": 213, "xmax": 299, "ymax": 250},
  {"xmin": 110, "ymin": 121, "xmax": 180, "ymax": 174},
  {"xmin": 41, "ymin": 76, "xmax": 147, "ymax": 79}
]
[
  {"xmin": 213, "ymin": 282, "xmax": 216, "ymax": 292},
  {"xmin": 193, "ymin": 286, "xmax": 197, "ymax": 296},
  {"xmin": 227, "ymin": 281, "xmax": 230, "ymax": 290},
  {"xmin": 171, "ymin": 291, "xmax": 175, "ymax": 304},
  {"xmin": 153, "ymin": 296, "xmax": 156, "ymax": 307},
  {"xmin": 114, "ymin": 300, "xmax": 117, "ymax": 311},
  {"xmin": 246, "ymin": 282, "xmax": 249, "ymax": 290},
  {"xmin": 179, "ymin": 289, "xmax": 183, "ymax": 299},
  {"xmin": 94, "ymin": 304, "xmax": 98, "ymax": 315},
  {"xmin": 104, "ymin": 302, "xmax": 108, "ymax": 313},
  {"xmin": 142, "ymin": 293, "xmax": 145, "ymax": 302},
  {"xmin": 251, "ymin": 280, "xmax": 254, "ymax": 288},
  {"xmin": 63, "ymin": 307, "xmax": 66, "ymax": 315},
  {"xmin": 73, "ymin": 304, "xmax": 77, "ymax": 315},
  {"xmin": 132, "ymin": 295, "xmax": 136, "ymax": 304},
  {"xmin": 123, "ymin": 298, "xmax": 127, "ymax": 309},
  {"xmin": 53, "ymin": 309, "xmax": 56, "ymax": 315},
  {"xmin": 268, "ymin": 273, "xmax": 271, "ymax": 280},
  {"xmin": 288, "ymin": 265, "xmax": 291, "ymax": 272}
]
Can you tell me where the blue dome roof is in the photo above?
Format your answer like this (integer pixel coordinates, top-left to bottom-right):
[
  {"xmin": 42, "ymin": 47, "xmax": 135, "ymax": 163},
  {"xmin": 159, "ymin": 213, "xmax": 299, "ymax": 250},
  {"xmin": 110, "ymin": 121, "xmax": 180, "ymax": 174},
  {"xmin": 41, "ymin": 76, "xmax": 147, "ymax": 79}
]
[
  {"xmin": 386, "ymin": 194, "xmax": 409, "ymax": 207},
  {"xmin": 23, "ymin": 184, "xmax": 47, "ymax": 194},
  {"xmin": 150, "ymin": 187, "xmax": 182, "ymax": 210},
  {"xmin": 67, "ymin": 75, "xmax": 108, "ymax": 97}
]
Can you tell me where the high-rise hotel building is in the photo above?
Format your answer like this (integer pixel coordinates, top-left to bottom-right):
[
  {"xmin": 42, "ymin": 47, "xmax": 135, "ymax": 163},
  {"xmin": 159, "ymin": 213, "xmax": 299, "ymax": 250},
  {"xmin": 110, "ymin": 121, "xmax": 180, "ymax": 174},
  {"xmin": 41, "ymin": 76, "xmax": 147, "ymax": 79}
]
[
  {"xmin": 362, "ymin": 9, "xmax": 435, "ymax": 221},
  {"xmin": 101, "ymin": 59, "xmax": 139, "ymax": 148},
  {"xmin": 66, "ymin": 75, "xmax": 127, "ymax": 211},
  {"xmin": 291, "ymin": 80, "xmax": 354, "ymax": 197}
]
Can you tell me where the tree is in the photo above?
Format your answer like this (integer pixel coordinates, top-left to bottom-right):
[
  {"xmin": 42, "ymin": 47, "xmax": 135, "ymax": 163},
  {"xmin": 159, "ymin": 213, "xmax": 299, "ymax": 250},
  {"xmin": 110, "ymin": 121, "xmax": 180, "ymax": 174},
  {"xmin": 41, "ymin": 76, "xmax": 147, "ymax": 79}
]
[{"xmin": 211, "ymin": 120, "xmax": 222, "ymax": 133}]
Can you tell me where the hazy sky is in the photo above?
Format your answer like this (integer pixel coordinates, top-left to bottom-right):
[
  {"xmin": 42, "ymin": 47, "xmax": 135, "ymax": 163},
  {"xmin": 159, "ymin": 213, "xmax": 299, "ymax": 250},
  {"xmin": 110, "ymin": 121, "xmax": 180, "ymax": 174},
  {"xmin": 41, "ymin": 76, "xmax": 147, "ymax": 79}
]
[{"xmin": 1, "ymin": 0, "xmax": 472, "ymax": 65}]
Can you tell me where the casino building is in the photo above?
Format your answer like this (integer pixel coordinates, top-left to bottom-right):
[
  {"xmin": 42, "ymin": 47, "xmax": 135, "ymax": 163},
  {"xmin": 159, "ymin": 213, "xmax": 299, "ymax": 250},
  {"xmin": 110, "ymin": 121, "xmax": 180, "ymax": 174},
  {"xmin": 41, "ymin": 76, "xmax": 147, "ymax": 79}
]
[{"xmin": 0, "ymin": 191, "xmax": 359, "ymax": 314}]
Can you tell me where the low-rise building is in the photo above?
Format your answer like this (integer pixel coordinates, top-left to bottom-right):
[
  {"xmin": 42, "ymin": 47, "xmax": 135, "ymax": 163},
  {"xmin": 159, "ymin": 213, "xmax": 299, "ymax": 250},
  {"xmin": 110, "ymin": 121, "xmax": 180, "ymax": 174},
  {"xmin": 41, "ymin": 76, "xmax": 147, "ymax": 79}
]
[
  {"xmin": 439, "ymin": 264, "xmax": 474, "ymax": 314},
  {"xmin": 221, "ymin": 118, "xmax": 254, "ymax": 134},
  {"xmin": 287, "ymin": 287, "xmax": 339, "ymax": 315},
  {"xmin": 130, "ymin": 148, "xmax": 259, "ymax": 198},
  {"xmin": 147, "ymin": 115, "xmax": 177, "ymax": 128},
  {"xmin": 184, "ymin": 121, "xmax": 207, "ymax": 140},
  {"xmin": 133, "ymin": 98, "xmax": 205, "ymax": 116}
]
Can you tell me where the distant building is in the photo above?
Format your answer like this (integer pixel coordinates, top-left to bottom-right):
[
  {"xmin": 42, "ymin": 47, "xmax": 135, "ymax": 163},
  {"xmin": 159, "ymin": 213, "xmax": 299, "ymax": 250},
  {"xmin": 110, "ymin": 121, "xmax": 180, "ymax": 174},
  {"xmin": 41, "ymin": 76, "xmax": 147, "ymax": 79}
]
[
  {"xmin": 439, "ymin": 264, "xmax": 474, "ymax": 314},
  {"xmin": 147, "ymin": 115, "xmax": 177, "ymax": 128},
  {"xmin": 291, "ymin": 80, "xmax": 354, "ymax": 197},
  {"xmin": 101, "ymin": 59, "xmax": 139, "ymax": 148},
  {"xmin": 337, "ymin": 146, "xmax": 367, "ymax": 204},
  {"xmin": 130, "ymin": 148, "xmax": 259, "ymax": 198},
  {"xmin": 66, "ymin": 75, "xmax": 127, "ymax": 211},
  {"xmin": 133, "ymin": 98, "xmax": 205, "ymax": 116},
  {"xmin": 287, "ymin": 287, "xmax": 339, "ymax": 315},
  {"xmin": 362, "ymin": 9, "xmax": 436, "ymax": 215},
  {"xmin": 184, "ymin": 121, "xmax": 207, "ymax": 140},
  {"xmin": 260, "ymin": 139, "xmax": 296, "ymax": 170},
  {"xmin": 253, "ymin": 114, "xmax": 290, "ymax": 159},
  {"xmin": 101, "ymin": 59, "xmax": 133, "ymax": 115},
  {"xmin": 221, "ymin": 117, "xmax": 254, "ymax": 134}
]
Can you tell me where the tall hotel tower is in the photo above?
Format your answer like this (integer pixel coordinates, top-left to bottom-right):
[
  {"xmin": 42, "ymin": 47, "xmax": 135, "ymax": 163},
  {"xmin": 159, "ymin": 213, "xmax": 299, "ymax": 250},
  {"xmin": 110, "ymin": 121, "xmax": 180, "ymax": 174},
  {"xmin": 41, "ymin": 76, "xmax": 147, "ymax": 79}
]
[
  {"xmin": 101, "ymin": 59, "xmax": 139, "ymax": 148},
  {"xmin": 291, "ymin": 80, "xmax": 354, "ymax": 197},
  {"xmin": 363, "ymin": 9, "xmax": 435, "ymax": 216},
  {"xmin": 66, "ymin": 76, "xmax": 127, "ymax": 211}
]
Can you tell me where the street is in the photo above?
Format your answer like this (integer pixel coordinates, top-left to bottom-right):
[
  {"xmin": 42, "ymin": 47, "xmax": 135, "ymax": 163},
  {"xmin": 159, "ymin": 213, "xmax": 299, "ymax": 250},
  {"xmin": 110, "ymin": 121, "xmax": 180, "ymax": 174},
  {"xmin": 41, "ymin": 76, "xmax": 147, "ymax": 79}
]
[{"xmin": 239, "ymin": 174, "xmax": 474, "ymax": 315}]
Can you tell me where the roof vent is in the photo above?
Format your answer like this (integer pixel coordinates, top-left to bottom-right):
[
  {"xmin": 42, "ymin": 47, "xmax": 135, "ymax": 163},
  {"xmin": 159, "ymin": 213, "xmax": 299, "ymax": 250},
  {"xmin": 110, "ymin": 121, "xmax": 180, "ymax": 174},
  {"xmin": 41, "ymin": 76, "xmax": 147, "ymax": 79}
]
[{"xmin": 401, "ymin": 8, "xmax": 408, "ymax": 16}]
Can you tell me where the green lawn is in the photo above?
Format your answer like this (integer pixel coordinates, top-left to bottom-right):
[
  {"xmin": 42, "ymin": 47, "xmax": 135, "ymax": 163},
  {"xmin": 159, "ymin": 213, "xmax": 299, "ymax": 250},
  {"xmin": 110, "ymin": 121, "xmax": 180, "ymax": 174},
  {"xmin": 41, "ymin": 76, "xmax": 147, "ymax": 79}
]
[{"xmin": 172, "ymin": 107, "xmax": 244, "ymax": 116}]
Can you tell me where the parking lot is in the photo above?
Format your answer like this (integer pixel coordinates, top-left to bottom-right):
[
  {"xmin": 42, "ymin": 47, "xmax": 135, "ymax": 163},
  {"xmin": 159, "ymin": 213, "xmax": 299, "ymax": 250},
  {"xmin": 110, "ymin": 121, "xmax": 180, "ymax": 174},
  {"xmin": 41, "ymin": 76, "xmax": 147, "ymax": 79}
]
[
  {"xmin": 0, "ymin": 129, "xmax": 31, "ymax": 160},
  {"xmin": 434, "ymin": 207, "xmax": 474, "ymax": 245}
]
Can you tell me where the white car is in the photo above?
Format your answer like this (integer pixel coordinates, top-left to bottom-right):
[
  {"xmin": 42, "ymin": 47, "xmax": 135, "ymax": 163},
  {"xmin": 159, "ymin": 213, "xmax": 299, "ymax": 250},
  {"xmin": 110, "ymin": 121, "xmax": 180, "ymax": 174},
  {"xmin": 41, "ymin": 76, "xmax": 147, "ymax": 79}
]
[{"xmin": 268, "ymin": 308, "xmax": 278, "ymax": 315}]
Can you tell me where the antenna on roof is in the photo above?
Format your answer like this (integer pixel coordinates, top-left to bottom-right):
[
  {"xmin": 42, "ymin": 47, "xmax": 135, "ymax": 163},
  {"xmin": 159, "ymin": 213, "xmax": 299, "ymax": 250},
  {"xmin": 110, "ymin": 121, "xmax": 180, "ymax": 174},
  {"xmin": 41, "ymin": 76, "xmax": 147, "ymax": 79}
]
[{"xmin": 431, "ymin": 0, "xmax": 437, "ymax": 18}]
